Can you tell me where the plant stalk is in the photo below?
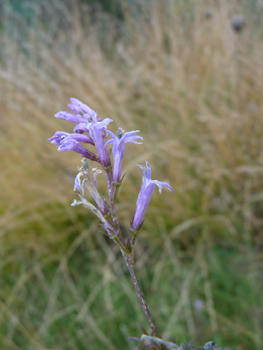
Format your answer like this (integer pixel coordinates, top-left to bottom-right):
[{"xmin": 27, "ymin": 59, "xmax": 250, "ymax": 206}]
[{"xmin": 121, "ymin": 250, "xmax": 167, "ymax": 349}]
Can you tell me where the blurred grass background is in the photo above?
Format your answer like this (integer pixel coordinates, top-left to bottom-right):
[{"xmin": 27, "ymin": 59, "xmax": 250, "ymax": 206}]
[{"xmin": 0, "ymin": 0, "xmax": 263, "ymax": 349}]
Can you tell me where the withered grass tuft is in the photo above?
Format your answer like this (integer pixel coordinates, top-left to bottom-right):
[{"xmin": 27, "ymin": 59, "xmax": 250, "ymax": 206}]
[{"xmin": 0, "ymin": 1, "xmax": 263, "ymax": 349}]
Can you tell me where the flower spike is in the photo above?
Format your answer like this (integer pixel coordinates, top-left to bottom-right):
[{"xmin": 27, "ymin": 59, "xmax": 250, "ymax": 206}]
[{"xmin": 48, "ymin": 98, "xmax": 179, "ymax": 340}]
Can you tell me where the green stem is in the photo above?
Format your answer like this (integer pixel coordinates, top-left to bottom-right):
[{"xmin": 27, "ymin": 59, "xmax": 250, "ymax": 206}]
[{"xmin": 113, "ymin": 236, "xmax": 129, "ymax": 254}]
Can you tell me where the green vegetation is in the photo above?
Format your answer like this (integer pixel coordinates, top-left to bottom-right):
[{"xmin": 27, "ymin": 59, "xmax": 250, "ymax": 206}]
[{"xmin": 0, "ymin": 0, "xmax": 263, "ymax": 349}]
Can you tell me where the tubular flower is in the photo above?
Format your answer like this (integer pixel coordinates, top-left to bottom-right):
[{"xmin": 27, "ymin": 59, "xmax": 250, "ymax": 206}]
[
  {"xmin": 48, "ymin": 131, "xmax": 94, "ymax": 146},
  {"xmin": 58, "ymin": 138, "xmax": 100, "ymax": 162},
  {"xmin": 55, "ymin": 98, "xmax": 99, "ymax": 126},
  {"xmin": 132, "ymin": 162, "xmax": 173, "ymax": 231},
  {"xmin": 54, "ymin": 111, "xmax": 87, "ymax": 124},
  {"xmin": 105, "ymin": 129, "xmax": 143, "ymax": 183},
  {"xmin": 68, "ymin": 98, "xmax": 99, "ymax": 118},
  {"xmin": 88, "ymin": 117, "xmax": 113, "ymax": 168}
]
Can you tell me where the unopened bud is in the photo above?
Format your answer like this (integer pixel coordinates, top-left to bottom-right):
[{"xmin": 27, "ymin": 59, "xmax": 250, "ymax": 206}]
[
  {"xmin": 71, "ymin": 199, "xmax": 79, "ymax": 207},
  {"xmin": 82, "ymin": 158, "xmax": 89, "ymax": 172}
]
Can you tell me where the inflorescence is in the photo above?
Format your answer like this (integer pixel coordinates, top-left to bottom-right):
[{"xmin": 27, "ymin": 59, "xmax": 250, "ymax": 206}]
[{"xmin": 48, "ymin": 98, "xmax": 172, "ymax": 250}]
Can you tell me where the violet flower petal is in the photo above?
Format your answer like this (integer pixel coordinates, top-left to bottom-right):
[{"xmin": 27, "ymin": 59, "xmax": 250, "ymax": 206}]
[
  {"xmin": 69, "ymin": 98, "xmax": 94, "ymax": 115},
  {"xmin": 48, "ymin": 131, "xmax": 94, "ymax": 145},
  {"xmin": 73, "ymin": 123, "xmax": 90, "ymax": 134},
  {"xmin": 74, "ymin": 173, "xmax": 83, "ymax": 191},
  {"xmin": 55, "ymin": 111, "xmax": 87, "ymax": 124},
  {"xmin": 48, "ymin": 131, "xmax": 69, "ymax": 145},
  {"xmin": 105, "ymin": 130, "xmax": 143, "ymax": 182},
  {"xmin": 69, "ymin": 99, "xmax": 101, "ymax": 122},
  {"xmin": 66, "ymin": 133, "xmax": 94, "ymax": 145},
  {"xmin": 58, "ymin": 138, "xmax": 100, "ymax": 162},
  {"xmin": 88, "ymin": 118, "xmax": 113, "ymax": 167},
  {"xmin": 132, "ymin": 161, "xmax": 172, "ymax": 231}
]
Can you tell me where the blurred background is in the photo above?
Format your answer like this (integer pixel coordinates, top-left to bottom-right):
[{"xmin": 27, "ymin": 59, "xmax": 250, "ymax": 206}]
[{"xmin": 0, "ymin": 0, "xmax": 263, "ymax": 349}]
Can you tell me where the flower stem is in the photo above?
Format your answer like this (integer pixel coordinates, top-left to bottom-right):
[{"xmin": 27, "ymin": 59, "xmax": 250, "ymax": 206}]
[
  {"xmin": 121, "ymin": 250, "xmax": 165, "ymax": 343},
  {"xmin": 113, "ymin": 236, "xmax": 129, "ymax": 254}
]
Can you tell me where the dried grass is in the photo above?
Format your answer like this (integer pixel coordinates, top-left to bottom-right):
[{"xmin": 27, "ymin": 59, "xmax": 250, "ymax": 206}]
[{"xmin": 0, "ymin": 0, "xmax": 263, "ymax": 349}]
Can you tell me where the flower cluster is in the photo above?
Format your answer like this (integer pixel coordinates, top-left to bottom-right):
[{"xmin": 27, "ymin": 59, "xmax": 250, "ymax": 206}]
[{"xmin": 49, "ymin": 98, "xmax": 172, "ymax": 250}]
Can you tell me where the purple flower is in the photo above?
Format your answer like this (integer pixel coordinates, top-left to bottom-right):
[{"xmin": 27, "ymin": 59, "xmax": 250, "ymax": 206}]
[
  {"xmin": 105, "ymin": 129, "xmax": 143, "ymax": 183},
  {"xmin": 132, "ymin": 162, "xmax": 172, "ymax": 231},
  {"xmin": 55, "ymin": 98, "xmax": 100, "ymax": 126},
  {"xmin": 88, "ymin": 118, "xmax": 113, "ymax": 167},
  {"xmin": 48, "ymin": 131, "xmax": 94, "ymax": 146},
  {"xmin": 55, "ymin": 111, "xmax": 87, "ymax": 124},
  {"xmin": 68, "ymin": 98, "xmax": 98, "ymax": 118},
  {"xmin": 58, "ymin": 138, "xmax": 100, "ymax": 162}
]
